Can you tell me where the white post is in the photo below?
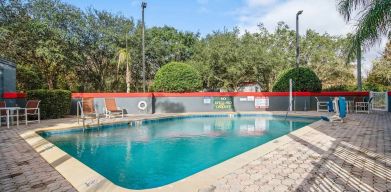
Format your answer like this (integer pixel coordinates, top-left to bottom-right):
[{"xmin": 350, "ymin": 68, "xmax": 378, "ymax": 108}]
[{"xmin": 289, "ymin": 79, "xmax": 293, "ymax": 111}]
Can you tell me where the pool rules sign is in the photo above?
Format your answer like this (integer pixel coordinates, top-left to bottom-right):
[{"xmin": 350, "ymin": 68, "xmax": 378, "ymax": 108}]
[
  {"xmin": 255, "ymin": 97, "xmax": 269, "ymax": 109},
  {"xmin": 213, "ymin": 97, "xmax": 233, "ymax": 109}
]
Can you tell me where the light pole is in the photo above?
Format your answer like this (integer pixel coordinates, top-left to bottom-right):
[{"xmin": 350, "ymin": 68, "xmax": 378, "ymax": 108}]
[
  {"xmin": 296, "ymin": 10, "xmax": 303, "ymax": 68},
  {"xmin": 141, "ymin": 1, "xmax": 147, "ymax": 92}
]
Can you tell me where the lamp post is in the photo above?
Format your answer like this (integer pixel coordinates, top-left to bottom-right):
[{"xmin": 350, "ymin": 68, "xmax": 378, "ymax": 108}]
[
  {"xmin": 141, "ymin": 1, "xmax": 147, "ymax": 92},
  {"xmin": 296, "ymin": 10, "xmax": 303, "ymax": 68}
]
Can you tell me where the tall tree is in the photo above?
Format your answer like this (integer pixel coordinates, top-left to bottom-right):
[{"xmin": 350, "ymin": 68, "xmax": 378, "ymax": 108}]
[
  {"xmin": 117, "ymin": 47, "xmax": 132, "ymax": 93},
  {"xmin": 337, "ymin": 0, "xmax": 391, "ymax": 90},
  {"xmin": 367, "ymin": 39, "xmax": 391, "ymax": 90}
]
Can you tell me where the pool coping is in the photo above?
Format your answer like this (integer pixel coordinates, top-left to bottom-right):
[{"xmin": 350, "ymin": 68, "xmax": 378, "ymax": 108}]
[{"xmin": 20, "ymin": 111, "xmax": 326, "ymax": 192}]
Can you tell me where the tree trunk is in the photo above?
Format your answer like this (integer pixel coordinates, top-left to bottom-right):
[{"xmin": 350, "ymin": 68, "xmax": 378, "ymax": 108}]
[
  {"xmin": 357, "ymin": 45, "xmax": 362, "ymax": 91},
  {"xmin": 47, "ymin": 79, "xmax": 53, "ymax": 90},
  {"xmin": 126, "ymin": 63, "xmax": 131, "ymax": 93}
]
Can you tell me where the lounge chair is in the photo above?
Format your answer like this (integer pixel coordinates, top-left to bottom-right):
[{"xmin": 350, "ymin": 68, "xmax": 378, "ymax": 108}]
[
  {"xmin": 315, "ymin": 97, "xmax": 329, "ymax": 112},
  {"xmin": 321, "ymin": 97, "xmax": 347, "ymax": 123},
  {"xmin": 355, "ymin": 97, "xmax": 373, "ymax": 114},
  {"xmin": 0, "ymin": 101, "xmax": 8, "ymax": 127},
  {"xmin": 77, "ymin": 97, "xmax": 100, "ymax": 126},
  {"xmin": 104, "ymin": 98, "xmax": 124, "ymax": 118},
  {"xmin": 20, "ymin": 100, "xmax": 41, "ymax": 125}
]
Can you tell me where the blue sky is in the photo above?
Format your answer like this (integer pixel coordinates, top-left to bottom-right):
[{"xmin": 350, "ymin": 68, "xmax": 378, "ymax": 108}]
[
  {"xmin": 61, "ymin": 0, "xmax": 243, "ymax": 35},
  {"xmin": 61, "ymin": 0, "xmax": 387, "ymax": 72}
]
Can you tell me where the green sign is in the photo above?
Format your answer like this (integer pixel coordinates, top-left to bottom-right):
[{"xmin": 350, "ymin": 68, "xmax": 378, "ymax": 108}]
[{"xmin": 213, "ymin": 97, "xmax": 233, "ymax": 109}]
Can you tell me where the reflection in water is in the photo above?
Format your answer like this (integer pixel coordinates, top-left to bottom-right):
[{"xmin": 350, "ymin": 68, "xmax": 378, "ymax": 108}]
[{"xmin": 41, "ymin": 116, "xmax": 315, "ymax": 190}]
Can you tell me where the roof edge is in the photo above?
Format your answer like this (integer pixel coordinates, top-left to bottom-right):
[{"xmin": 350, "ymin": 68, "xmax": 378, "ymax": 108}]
[{"xmin": 0, "ymin": 58, "xmax": 16, "ymax": 67}]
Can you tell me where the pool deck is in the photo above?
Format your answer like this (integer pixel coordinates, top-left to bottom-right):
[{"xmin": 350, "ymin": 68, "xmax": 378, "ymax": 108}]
[{"xmin": 1, "ymin": 111, "xmax": 390, "ymax": 191}]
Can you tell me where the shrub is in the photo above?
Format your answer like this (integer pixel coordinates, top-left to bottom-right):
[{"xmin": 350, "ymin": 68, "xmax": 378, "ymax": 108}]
[
  {"xmin": 272, "ymin": 67, "xmax": 322, "ymax": 92},
  {"xmin": 151, "ymin": 62, "xmax": 202, "ymax": 92},
  {"xmin": 27, "ymin": 89, "xmax": 72, "ymax": 119},
  {"xmin": 363, "ymin": 82, "xmax": 391, "ymax": 92},
  {"xmin": 322, "ymin": 85, "xmax": 356, "ymax": 92}
]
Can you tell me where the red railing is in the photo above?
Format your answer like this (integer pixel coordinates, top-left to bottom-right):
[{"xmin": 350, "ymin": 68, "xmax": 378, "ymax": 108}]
[
  {"xmin": 1, "ymin": 91, "xmax": 371, "ymax": 99},
  {"xmin": 2, "ymin": 92, "xmax": 27, "ymax": 99}
]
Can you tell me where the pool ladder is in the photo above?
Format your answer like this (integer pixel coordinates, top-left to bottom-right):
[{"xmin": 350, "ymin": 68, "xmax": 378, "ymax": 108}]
[{"xmin": 284, "ymin": 101, "xmax": 293, "ymax": 121}]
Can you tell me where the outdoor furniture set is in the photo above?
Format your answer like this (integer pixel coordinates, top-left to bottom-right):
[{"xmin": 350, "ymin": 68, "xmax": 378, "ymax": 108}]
[
  {"xmin": 316, "ymin": 96, "xmax": 373, "ymax": 113},
  {"xmin": 77, "ymin": 97, "xmax": 125, "ymax": 127},
  {"xmin": 0, "ymin": 100, "xmax": 41, "ymax": 128}
]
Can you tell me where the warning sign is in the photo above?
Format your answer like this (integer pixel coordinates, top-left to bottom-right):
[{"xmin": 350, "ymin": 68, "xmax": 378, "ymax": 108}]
[
  {"xmin": 255, "ymin": 97, "xmax": 269, "ymax": 109},
  {"xmin": 213, "ymin": 97, "xmax": 233, "ymax": 109}
]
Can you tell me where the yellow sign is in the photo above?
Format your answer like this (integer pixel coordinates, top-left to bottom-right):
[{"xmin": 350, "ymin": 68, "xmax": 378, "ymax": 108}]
[{"xmin": 213, "ymin": 97, "xmax": 233, "ymax": 109}]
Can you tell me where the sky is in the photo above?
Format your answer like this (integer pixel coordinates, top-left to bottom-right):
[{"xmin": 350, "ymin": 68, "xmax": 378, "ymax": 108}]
[{"xmin": 62, "ymin": 0, "xmax": 387, "ymax": 74}]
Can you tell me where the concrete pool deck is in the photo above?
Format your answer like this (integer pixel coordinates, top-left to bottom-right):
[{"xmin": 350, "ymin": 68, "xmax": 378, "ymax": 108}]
[{"xmin": 1, "ymin": 111, "xmax": 390, "ymax": 191}]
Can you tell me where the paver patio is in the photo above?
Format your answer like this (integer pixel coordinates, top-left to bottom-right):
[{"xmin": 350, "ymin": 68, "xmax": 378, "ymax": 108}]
[
  {"xmin": 0, "ymin": 112, "xmax": 390, "ymax": 192},
  {"xmin": 204, "ymin": 113, "xmax": 391, "ymax": 192}
]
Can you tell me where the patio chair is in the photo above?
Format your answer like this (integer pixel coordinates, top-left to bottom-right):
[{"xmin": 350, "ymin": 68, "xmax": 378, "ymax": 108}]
[
  {"xmin": 355, "ymin": 97, "xmax": 373, "ymax": 114},
  {"xmin": 77, "ymin": 97, "xmax": 100, "ymax": 126},
  {"xmin": 315, "ymin": 97, "xmax": 329, "ymax": 112},
  {"xmin": 104, "ymin": 98, "xmax": 124, "ymax": 118},
  {"xmin": 0, "ymin": 101, "xmax": 8, "ymax": 127},
  {"xmin": 20, "ymin": 100, "xmax": 41, "ymax": 125}
]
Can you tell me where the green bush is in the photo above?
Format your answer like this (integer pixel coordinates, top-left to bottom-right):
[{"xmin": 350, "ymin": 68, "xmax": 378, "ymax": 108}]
[
  {"xmin": 27, "ymin": 89, "xmax": 72, "ymax": 119},
  {"xmin": 272, "ymin": 67, "xmax": 322, "ymax": 92},
  {"xmin": 322, "ymin": 85, "xmax": 356, "ymax": 92},
  {"xmin": 151, "ymin": 62, "xmax": 202, "ymax": 92},
  {"xmin": 363, "ymin": 82, "xmax": 391, "ymax": 92}
]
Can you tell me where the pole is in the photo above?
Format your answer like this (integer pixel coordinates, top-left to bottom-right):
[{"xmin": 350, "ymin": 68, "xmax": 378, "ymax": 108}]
[
  {"xmin": 126, "ymin": 30, "xmax": 130, "ymax": 93},
  {"xmin": 296, "ymin": 10, "xmax": 303, "ymax": 68},
  {"xmin": 289, "ymin": 79, "xmax": 293, "ymax": 111},
  {"xmin": 141, "ymin": 2, "xmax": 147, "ymax": 92}
]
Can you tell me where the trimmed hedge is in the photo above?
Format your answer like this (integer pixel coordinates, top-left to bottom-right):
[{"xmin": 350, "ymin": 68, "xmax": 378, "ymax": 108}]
[
  {"xmin": 151, "ymin": 62, "xmax": 202, "ymax": 92},
  {"xmin": 27, "ymin": 89, "xmax": 72, "ymax": 119},
  {"xmin": 272, "ymin": 67, "xmax": 322, "ymax": 92}
]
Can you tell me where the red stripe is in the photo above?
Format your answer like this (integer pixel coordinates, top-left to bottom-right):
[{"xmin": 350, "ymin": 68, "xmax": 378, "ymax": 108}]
[
  {"xmin": 70, "ymin": 92, "xmax": 369, "ymax": 98},
  {"xmin": 71, "ymin": 92, "xmax": 153, "ymax": 98},
  {"xmin": 0, "ymin": 92, "xmax": 371, "ymax": 99},
  {"xmin": 2, "ymin": 92, "xmax": 27, "ymax": 99},
  {"xmin": 154, "ymin": 92, "xmax": 294, "ymax": 97},
  {"xmin": 388, "ymin": 92, "xmax": 391, "ymax": 96},
  {"xmin": 310, "ymin": 92, "xmax": 369, "ymax": 96}
]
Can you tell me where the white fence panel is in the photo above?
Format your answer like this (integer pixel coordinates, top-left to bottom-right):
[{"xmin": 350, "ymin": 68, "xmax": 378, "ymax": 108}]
[{"xmin": 371, "ymin": 92, "xmax": 388, "ymax": 111}]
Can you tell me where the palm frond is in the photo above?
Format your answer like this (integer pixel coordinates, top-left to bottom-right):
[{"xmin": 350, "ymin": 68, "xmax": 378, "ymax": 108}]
[
  {"xmin": 354, "ymin": 0, "xmax": 391, "ymax": 47},
  {"xmin": 337, "ymin": 0, "xmax": 368, "ymax": 21},
  {"xmin": 117, "ymin": 48, "xmax": 128, "ymax": 70},
  {"xmin": 338, "ymin": 0, "xmax": 391, "ymax": 53}
]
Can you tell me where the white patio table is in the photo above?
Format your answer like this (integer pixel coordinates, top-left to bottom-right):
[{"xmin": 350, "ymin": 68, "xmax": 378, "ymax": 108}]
[{"xmin": 0, "ymin": 107, "xmax": 20, "ymax": 128}]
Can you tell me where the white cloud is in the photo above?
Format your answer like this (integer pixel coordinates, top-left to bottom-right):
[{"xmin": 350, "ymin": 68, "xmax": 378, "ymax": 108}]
[
  {"xmin": 246, "ymin": 0, "xmax": 278, "ymax": 7},
  {"xmin": 236, "ymin": 0, "xmax": 386, "ymax": 74}
]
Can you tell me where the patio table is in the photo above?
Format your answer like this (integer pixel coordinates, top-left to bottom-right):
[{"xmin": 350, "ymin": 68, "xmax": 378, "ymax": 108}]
[{"xmin": 0, "ymin": 107, "xmax": 20, "ymax": 128}]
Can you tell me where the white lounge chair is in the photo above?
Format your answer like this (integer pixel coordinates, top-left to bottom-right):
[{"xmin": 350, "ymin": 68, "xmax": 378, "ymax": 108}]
[{"xmin": 104, "ymin": 98, "xmax": 125, "ymax": 118}]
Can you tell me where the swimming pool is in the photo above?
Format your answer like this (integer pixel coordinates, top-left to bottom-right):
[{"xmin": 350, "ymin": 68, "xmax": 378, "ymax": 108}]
[{"xmin": 39, "ymin": 114, "xmax": 317, "ymax": 189}]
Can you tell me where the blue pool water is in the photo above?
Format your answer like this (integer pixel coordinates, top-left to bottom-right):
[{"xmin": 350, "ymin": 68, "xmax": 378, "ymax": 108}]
[{"xmin": 39, "ymin": 114, "xmax": 317, "ymax": 189}]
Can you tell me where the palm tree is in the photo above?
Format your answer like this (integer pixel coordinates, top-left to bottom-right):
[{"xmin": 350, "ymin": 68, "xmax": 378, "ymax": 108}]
[
  {"xmin": 117, "ymin": 47, "xmax": 132, "ymax": 93},
  {"xmin": 337, "ymin": 0, "xmax": 391, "ymax": 90}
]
